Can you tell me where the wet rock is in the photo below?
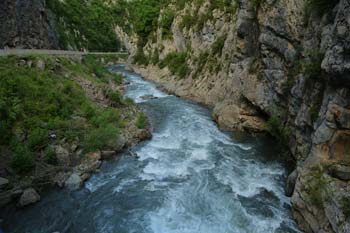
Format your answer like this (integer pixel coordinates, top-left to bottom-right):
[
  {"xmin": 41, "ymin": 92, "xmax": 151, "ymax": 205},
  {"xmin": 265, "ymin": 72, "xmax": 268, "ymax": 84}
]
[
  {"xmin": 18, "ymin": 188, "xmax": 40, "ymax": 207},
  {"xmin": 86, "ymin": 151, "xmax": 101, "ymax": 161},
  {"xmin": 53, "ymin": 172, "xmax": 70, "ymax": 188},
  {"xmin": 328, "ymin": 165, "xmax": 350, "ymax": 181},
  {"xmin": 65, "ymin": 173, "xmax": 82, "ymax": 190},
  {"xmin": 0, "ymin": 177, "xmax": 9, "ymax": 189},
  {"xmin": 286, "ymin": 169, "xmax": 298, "ymax": 197},
  {"xmin": 141, "ymin": 94, "xmax": 158, "ymax": 100},
  {"xmin": 101, "ymin": 151, "xmax": 115, "ymax": 160}
]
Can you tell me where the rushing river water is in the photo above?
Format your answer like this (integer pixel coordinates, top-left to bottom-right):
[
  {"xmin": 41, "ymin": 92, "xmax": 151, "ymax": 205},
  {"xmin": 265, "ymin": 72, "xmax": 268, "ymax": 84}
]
[{"xmin": 0, "ymin": 65, "xmax": 299, "ymax": 233}]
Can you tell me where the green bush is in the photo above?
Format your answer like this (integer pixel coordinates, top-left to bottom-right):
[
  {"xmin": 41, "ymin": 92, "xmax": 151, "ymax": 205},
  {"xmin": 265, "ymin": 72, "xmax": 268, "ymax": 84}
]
[
  {"xmin": 160, "ymin": 9, "xmax": 175, "ymax": 39},
  {"xmin": 159, "ymin": 52, "xmax": 189, "ymax": 79},
  {"xmin": 83, "ymin": 126, "xmax": 120, "ymax": 152},
  {"xmin": 11, "ymin": 144, "xmax": 35, "ymax": 173},
  {"xmin": 106, "ymin": 90, "xmax": 124, "ymax": 106},
  {"xmin": 212, "ymin": 35, "xmax": 226, "ymax": 56},
  {"xmin": 27, "ymin": 128, "xmax": 49, "ymax": 151},
  {"xmin": 133, "ymin": 48, "xmax": 149, "ymax": 65},
  {"xmin": 113, "ymin": 74, "xmax": 124, "ymax": 85},
  {"xmin": 45, "ymin": 147, "xmax": 57, "ymax": 165},
  {"xmin": 136, "ymin": 113, "xmax": 148, "ymax": 129}
]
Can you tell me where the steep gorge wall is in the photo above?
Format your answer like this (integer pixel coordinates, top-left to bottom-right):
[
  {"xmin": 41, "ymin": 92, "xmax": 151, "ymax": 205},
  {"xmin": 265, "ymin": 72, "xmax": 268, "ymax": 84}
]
[
  {"xmin": 122, "ymin": 0, "xmax": 350, "ymax": 232},
  {"xmin": 0, "ymin": 0, "xmax": 59, "ymax": 49}
]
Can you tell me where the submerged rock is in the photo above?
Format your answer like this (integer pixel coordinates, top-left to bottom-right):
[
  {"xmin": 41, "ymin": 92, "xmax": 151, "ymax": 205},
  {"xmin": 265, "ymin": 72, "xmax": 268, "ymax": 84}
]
[
  {"xmin": 65, "ymin": 173, "xmax": 82, "ymax": 190},
  {"xmin": 18, "ymin": 188, "xmax": 40, "ymax": 207},
  {"xmin": 0, "ymin": 177, "xmax": 9, "ymax": 189}
]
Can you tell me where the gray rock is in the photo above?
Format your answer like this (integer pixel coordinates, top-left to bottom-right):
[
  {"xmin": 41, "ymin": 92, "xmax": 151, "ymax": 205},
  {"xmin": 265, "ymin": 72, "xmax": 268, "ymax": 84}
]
[
  {"xmin": 18, "ymin": 188, "xmax": 40, "ymax": 207},
  {"xmin": 329, "ymin": 165, "xmax": 350, "ymax": 181},
  {"xmin": 101, "ymin": 151, "xmax": 115, "ymax": 160},
  {"xmin": 36, "ymin": 60, "xmax": 45, "ymax": 70},
  {"xmin": 55, "ymin": 145, "xmax": 70, "ymax": 165},
  {"xmin": 286, "ymin": 169, "xmax": 298, "ymax": 197},
  {"xmin": 65, "ymin": 173, "xmax": 82, "ymax": 190},
  {"xmin": 0, "ymin": 177, "xmax": 9, "ymax": 189}
]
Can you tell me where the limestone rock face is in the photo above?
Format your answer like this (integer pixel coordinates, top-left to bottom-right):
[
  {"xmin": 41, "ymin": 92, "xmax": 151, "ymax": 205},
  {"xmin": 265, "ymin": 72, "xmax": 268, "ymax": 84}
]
[
  {"xmin": 18, "ymin": 188, "xmax": 40, "ymax": 207},
  {"xmin": 0, "ymin": 0, "xmax": 59, "ymax": 49},
  {"xmin": 127, "ymin": 0, "xmax": 350, "ymax": 232}
]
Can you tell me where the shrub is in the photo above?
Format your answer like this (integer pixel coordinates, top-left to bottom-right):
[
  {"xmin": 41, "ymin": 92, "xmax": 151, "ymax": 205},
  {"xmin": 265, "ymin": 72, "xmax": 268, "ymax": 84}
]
[
  {"xmin": 159, "ymin": 9, "xmax": 175, "ymax": 39},
  {"xmin": 105, "ymin": 89, "xmax": 124, "ymax": 106},
  {"xmin": 11, "ymin": 144, "xmax": 35, "ymax": 173},
  {"xmin": 133, "ymin": 48, "xmax": 149, "ymax": 65},
  {"xmin": 27, "ymin": 128, "xmax": 49, "ymax": 151},
  {"xmin": 212, "ymin": 35, "xmax": 226, "ymax": 56},
  {"xmin": 45, "ymin": 147, "xmax": 57, "ymax": 165},
  {"xmin": 113, "ymin": 74, "xmax": 124, "ymax": 85},
  {"xmin": 83, "ymin": 126, "xmax": 120, "ymax": 152},
  {"xmin": 159, "ymin": 52, "xmax": 189, "ymax": 79},
  {"xmin": 136, "ymin": 113, "xmax": 147, "ymax": 129}
]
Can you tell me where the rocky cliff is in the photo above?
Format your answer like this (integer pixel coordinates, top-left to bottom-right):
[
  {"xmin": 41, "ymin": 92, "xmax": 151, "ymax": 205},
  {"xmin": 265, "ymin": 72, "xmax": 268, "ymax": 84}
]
[
  {"xmin": 0, "ymin": 0, "xmax": 59, "ymax": 49},
  {"xmin": 121, "ymin": 0, "xmax": 350, "ymax": 232}
]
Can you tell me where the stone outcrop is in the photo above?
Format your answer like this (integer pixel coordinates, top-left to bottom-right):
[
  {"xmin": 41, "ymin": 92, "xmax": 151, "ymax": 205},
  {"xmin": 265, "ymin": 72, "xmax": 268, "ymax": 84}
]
[
  {"xmin": 0, "ymin": 0, "xmax": 59, "ymax": 49},
  {"xmin": 124, "ymin": 0, "xmax": 350, "ymax": 232},
  {"xmin": 18, "ymin": 188, "xmax": 40, "ymax": 207}
]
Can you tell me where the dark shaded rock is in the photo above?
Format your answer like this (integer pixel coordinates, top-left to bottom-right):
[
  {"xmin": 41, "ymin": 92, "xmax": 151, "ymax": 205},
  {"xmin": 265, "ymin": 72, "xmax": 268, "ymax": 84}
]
[
  {"xmin": 286, "ymin": 169, "xmax": 298, "ymax": 197},
  {"xmin": 328, "ymin": 165, "xmax": 350, "ymax": 181},
  {"xmin": 18, "ymin": 188, "xmax": 40, "ymax": 207}
]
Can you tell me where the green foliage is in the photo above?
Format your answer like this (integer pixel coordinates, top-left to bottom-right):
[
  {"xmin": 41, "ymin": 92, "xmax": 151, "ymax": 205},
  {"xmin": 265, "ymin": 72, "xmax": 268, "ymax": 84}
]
[
  {"xmin": 151, "ymin": 49, "xmax": 160, "ymax": 65},
  {"xmin": 134, "ymin": 48, "xmax": 150, "ymax": 65},
  {"xmin": 27, "ymin": 128, "xmax": 49, "ymax": 151},
  {"xmin": 212, "ymin": 35, "xmax": 227, "ymax": 56},
  {"xmin": 160, "ymin": 9, "xmax": 175, "ymax": 39},
  {"xmin": 113, "ymin": 74, "xmax": 124, "ymax": 85},
  {"xmin": 0, "ymin": 56, "xmax": 132, "ymax": 173},
  {"xmin": 45, "ymin": 147, "xmax": 57, "ymax": 165},
  {"xmin": 105, "ymin": 89, "xmax": 124, "ymax": 106},
  {"xmin": 11, "ymin": 144, "xmax": 35, "ymax": 173},
  {"xmin": 46, "ymin": 0, "xmax": 121, "ymax": 51},
  {"xmin": 83, "ymin": 126, "xmax": 120, "ymax": 152},
  {"xmin": 136, "ymin": 113, "xmax": 148, "ymax": 129},
  {"xmin": 159, "ymin": 52, "xmax": 189, "ymax": 79}
]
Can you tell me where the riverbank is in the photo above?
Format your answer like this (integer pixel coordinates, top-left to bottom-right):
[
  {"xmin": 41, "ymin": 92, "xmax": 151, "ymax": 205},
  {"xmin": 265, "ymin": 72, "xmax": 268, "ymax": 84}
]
[{"xmin": 0, "ymin": 55, "xmax": 151, "ymax": 208}]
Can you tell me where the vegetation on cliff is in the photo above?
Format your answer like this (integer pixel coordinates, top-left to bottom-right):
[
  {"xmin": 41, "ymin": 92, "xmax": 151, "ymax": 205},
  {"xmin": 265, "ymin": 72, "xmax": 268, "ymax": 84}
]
[{"xmin": 0, "ymin": 54, "xmax": 148, "ymax": 181}]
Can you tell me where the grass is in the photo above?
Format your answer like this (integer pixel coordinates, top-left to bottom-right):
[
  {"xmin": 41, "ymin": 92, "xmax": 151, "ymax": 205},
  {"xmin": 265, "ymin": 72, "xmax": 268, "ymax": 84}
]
[
  {"xmin": 136, "ymin": 113, "xmax": 148, "ymax": 129},
  {"xmin": 0, "ymin": 55, "xmax": 137, "ymax": 174}
]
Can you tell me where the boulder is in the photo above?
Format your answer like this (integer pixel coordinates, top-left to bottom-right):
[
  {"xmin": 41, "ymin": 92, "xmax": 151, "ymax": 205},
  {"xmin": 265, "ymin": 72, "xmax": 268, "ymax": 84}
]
[
  {"xmin": 0, "ymin": 177, "xmax": 9, "ymax": 189},
  {"xmin": 55, "ymin": 145, "xmax": 70, "ymax": 165},
  {"xmin": 328, "ymin": 165, "xmax": 350, "ymax": 181},
  {"xmin": 65, "ymin": 173, "xmax": 82, "ymax": 190},
  {"xmin": 18, "ymin": 188, "xmax": 40, "ymax": 207},
  {"xmin": 285, "ymin": 169, "xmax": 298, "ymax": 197},
  {"xmin": 36, "ymin": 60, "xmax": 45, "ymax": 70},
  {"xmin": 101, "ymin": 151, "xmax": 115, "ymax": 160}
]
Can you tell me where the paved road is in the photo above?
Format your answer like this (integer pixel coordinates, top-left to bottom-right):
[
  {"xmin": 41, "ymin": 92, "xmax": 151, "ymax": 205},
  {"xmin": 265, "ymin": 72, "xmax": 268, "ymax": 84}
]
[{"xmin": 0, "ymin": 49, "xmax": 128, "ymax": 57}]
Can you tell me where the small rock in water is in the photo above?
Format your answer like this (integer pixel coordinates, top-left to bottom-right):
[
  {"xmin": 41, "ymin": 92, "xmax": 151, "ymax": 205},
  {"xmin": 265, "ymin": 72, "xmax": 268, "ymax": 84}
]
[
  {"xmin": 0, "ymin": 177, "xmax": 9, "ymax": 189},
  {"xmin": 101, "ymin": 151, "xmax": 115, "ymax": 160},
  {"xmin": 18, "ymin": 188, "xmax": 40, "ymax": 207},
  {"xmin": 141, "ymin": 94, "xmax": 158, "ymax": 100},
  {"xmin": 65, "ymin": 173, "xmax": 82, "ymax": 190}
]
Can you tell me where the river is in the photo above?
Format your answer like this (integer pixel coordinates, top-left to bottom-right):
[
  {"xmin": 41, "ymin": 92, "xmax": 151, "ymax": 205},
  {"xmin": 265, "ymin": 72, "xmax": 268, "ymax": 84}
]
[{"xmin": 0, "ymin": 65, "xmax": 299, "ymax": 233}]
